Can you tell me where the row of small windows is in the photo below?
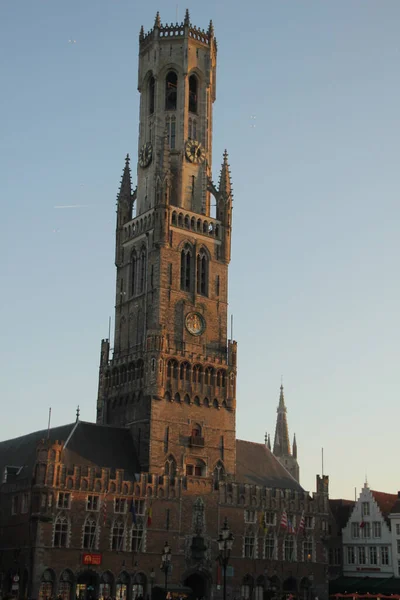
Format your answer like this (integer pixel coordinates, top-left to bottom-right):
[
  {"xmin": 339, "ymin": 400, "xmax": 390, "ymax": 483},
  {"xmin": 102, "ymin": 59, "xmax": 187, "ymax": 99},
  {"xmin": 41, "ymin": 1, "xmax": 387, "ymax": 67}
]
[
  {"xmin": 167, "ymin": 360, "xmax": 227, "ymax": 386},
  {"xmin": 164, "ymin": 454, "xmax": 225, "ymax": 483},
  {"xmin": 242, "ymin": 533, "xmax": 314, "ymax": 562},
  {"xmin": 104, "ymin": 360, "xmax": 144, "ymax": 388},
  {"xmin": 148, "ymin": 72, "xmax": 198, "ymax": 114},
  {"xmin": 171, "ymin": 212, "xmax": 220, "ymax": 238},
  {"xmin": 181, "ymin": 244, "xmax": 208, "ymax": 295},
  {"xmin": 52, "ymin": 514, "xmax": 144, "ymax": 551},
  {"xmin": 164, "ymin": 391, "xmax": 228, "ymax": 410}
]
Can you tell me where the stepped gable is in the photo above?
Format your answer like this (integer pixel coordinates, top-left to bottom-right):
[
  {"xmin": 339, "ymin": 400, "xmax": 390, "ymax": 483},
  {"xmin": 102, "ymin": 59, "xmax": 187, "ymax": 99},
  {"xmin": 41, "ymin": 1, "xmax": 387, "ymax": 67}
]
[
  {"xmin": 235, "ymin": 439, "xmax": 303, "ymax": 491},
  {"xmin": 0, "ymin": 423, "xmax": 75, "ymax": 480},
  {"xmin": 371, "ymin": 490, "xmax": 397, "ymax": 523},
  {"xmin": 63, "ymin": 421, "xmax": 139, "ymax": 480},
  {"xmin": 329, "ymin": 498, "xmax": 355, "ymax": 529}
]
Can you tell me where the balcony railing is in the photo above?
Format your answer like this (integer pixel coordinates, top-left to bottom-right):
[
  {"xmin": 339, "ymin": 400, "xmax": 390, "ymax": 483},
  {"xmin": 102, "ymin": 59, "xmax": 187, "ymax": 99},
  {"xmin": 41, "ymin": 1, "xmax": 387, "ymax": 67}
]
[{"xmin": 189, "ymin": 436, "xmax": 205, "ymax": 447}]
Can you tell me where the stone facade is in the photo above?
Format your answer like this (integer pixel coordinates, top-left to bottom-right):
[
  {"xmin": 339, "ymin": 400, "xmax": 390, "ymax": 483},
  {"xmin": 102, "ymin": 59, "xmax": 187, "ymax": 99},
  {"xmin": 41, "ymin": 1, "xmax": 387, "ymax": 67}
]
[{"xmin": 0, "ymin": 10, "xmax": 330, "ymax": 600}]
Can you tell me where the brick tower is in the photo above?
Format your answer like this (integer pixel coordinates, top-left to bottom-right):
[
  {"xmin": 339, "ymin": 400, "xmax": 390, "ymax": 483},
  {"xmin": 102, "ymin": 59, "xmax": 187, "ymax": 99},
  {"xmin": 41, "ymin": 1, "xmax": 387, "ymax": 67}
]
[{"xmin": 96, "ymin": 10, "xmax": 237, "ymax": 480}]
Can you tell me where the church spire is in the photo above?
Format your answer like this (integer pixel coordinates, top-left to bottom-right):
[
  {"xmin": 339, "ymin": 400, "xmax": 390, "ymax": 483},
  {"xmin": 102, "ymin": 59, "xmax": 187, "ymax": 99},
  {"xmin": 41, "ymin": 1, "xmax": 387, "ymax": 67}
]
[{"xmin": 273, "ymin": 384, "xmax": 291, "ymax": 457}]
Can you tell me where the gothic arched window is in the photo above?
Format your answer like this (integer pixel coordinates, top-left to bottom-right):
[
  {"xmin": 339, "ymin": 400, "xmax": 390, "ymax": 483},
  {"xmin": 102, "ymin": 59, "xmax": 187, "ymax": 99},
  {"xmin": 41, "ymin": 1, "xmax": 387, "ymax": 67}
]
[
  {"xmin": 180, "ymin": 243, "xmax": 193, "ymax": 292},
  {"xmin": 111, "ymin": 519, "xmax": 125, "ymax": 551},
  {"xmin": 180, "ymin": 361, "xmax": 191, "ymax": 381},
  {"xmin": 149, "ymin": 76, "xmax": 155, "ymax": 114},
  {"xmin": 130, "ymin": 250, "xmax": 137, "ymax": 296},
  {"xmin": 131, "ymin": 521, "xmax": 144, "ymax": 552},
  {"xmin": 189, "ymin": 74, "xmax": 198, "ymax": 114},
  {"xmin": 165, "ymin": 71, "xmax": 178, "ymax": 111},
  {"xmin": 53, "ymin": 515, "xmax": 69, "ymax": 548},
  {"xmin": 197, "ymin": 248, "xmax": 208, "ymax": 296},
  {"xmin": 165, "ymin": 115, "xmax": 176, "ymax": 149},
  {"xmin": 83, "ymin": 517, "xmax": 96, "ymax": 549},
  {"xmin": 213, "ymin": 461, "xmax": 225, "ymax": 489},
  {"xmin": 165, "ymin": 455, "xmax": 177, "ymax": 478},
  {"xmin": 264, "ymin": 531, "xmax": 276, "ymax": 559}
]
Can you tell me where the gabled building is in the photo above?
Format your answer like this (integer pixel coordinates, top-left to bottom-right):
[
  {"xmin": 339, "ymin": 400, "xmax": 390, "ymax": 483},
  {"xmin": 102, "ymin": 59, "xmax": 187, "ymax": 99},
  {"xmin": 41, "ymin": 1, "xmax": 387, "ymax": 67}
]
[
  {"xmin": 330, "ymin": 483, "xmax": 400, "ymax": 596},
  {"xmin": 389, "ymin": 492, "xmax": 400, "ymax": 578}
]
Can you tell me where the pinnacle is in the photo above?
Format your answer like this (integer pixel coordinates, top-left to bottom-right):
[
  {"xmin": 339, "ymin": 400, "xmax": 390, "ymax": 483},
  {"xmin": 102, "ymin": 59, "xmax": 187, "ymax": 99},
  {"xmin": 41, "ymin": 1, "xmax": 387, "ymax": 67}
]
[
  {"xmin": 218, "ymin": 149, "xmax": 232, "ymax": 199},
  {"xmin": 118, "ymin": 153, "xmax": 132, "ymax": 201},
  {"xmin": 155, "ymin": 11, "xmax": 161, "ymax": 28},
  {"xmin": 184, "ymin": 8, "xmax": 190, "ymax": 25},
  {"xmin": 208, "ymin": 20, "xmax": 214, "ymax": 35},
  {"xmin": 139, "ymin": 25, "xmax": 144, "ymax": 40}
]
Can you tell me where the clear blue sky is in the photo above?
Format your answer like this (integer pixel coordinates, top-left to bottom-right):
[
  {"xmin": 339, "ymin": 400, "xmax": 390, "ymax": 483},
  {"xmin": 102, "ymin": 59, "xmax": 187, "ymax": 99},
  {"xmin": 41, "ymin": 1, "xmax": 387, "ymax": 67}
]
[{"xmin": 1, "ymin": 0, "xmax": 399, "ymax": 500}]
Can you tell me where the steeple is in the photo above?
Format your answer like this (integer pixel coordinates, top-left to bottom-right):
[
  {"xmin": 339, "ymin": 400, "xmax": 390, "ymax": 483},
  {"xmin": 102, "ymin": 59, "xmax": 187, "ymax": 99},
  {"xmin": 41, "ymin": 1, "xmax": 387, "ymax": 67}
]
[
  {"xmin": 118, "ymin": 154, "xmax": 132, "ymax": 202},
  {"xmin": 272, "ymin": 384, "xmax": 300, "ymax": 483},
  {"xmin": 273, "ymin": 385, "xmax": 291, "ymax": 457}
]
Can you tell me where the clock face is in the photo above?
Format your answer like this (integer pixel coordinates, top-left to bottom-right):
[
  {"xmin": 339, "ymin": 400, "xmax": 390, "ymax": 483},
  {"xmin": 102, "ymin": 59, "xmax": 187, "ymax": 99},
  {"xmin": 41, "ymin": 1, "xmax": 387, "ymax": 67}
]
[
  {"xmin": 185, "ymin": 139, "xmax": 206, "ymax": 164},
  {"xmin": 139, "ymin": 142, "xmax": 153, "ymax": 168},
  {"xmin": 185, "ymin": 312, "xmax": 205, "ymax": 336}
]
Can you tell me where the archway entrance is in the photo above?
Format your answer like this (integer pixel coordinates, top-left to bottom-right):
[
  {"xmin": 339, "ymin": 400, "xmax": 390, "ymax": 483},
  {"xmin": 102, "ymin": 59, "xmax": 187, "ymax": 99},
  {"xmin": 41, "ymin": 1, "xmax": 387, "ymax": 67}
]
[
  {"xmin": 76, "ymin": 570, "xmax": 99, "ymax": 600},
  {"xmin": 184, "ymin": 573, "xmax": 207, "ymax": 600}
]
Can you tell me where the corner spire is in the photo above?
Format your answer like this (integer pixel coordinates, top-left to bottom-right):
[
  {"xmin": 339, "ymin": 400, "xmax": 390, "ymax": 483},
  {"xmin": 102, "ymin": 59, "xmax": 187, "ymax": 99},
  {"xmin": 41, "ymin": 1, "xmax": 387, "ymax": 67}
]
[
  {"xmin": 292, "ymin": 433, "xmax": 297, "ymax": 459},
  {"xmin": 139, "ymin": 25, "xmax": 144, "ymax": 41},
  {"xmin": 155, "ymin": 11, "xmax": 161, "ymax": 28},
  {"xmin": 76, "ymin": 405, "xmax": 80, "ymax": 422},
  {"xmin": 218, "ymin": 149, "xmax": 233, "ymax": 200},
  {"xmin": 208, "ymin": 19, "xmax": 214, "ymax": 37},
  {"xmin": 118, "ymin": 154, "xmax": 132, "ymax": 201},
  {"xmin": 184, "ymin": 8, "xmax": 190, "ymax": 25},
  {"xmin": 273, "ymin": 384, "xmax": 291, "ymax": 457}
]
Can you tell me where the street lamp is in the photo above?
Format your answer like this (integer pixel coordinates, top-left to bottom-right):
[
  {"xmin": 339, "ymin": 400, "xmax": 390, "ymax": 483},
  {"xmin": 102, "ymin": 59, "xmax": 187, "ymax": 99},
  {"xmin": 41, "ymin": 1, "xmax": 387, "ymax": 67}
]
[
  {"xmin": 217, "ymin": 518, "xmax": 234, "ymax": 600},
  {"xmin": 150, "ymin": 568, "xmax": 155, "ymax": 600},
  {"xmin": 160, "ymin": 542, "xmax": 172, "ymax": 592}
]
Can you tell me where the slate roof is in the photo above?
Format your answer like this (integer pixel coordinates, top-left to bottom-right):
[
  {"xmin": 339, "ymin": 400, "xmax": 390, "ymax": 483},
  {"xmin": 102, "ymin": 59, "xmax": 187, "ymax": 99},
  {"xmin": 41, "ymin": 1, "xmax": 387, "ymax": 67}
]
[
  {"xmin": 329, "ymin": 498, "xmax": 355, "ymax": 530},
  {"xmin": 389, "ymin": 493, "xmax": 400, "ymax": 515},
  {"xmin": 0, "ymin": 421, "xmax": 140, "ymax": 482},
  {"xmin": 235, "ymin": 439, "xmax": 303, "ymax": 491},
  {"xmin": 0, "ymin": 423, "xmax": 75, "ymax": 482},
  {"xmin": 371, "ymin": 490, "xmax": 397, "ymax": 520}
]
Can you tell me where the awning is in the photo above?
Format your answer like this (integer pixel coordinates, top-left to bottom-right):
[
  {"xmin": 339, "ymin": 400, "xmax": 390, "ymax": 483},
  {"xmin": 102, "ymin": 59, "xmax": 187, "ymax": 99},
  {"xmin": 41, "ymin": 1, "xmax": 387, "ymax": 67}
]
[{"xmin": 330, "ymin": 577, "xmax": 400, "ymax": 595}]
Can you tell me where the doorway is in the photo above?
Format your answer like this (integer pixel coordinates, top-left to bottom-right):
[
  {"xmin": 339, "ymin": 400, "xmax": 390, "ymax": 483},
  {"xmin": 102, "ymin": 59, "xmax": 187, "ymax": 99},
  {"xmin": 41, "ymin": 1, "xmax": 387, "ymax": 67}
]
[
  {"xmin": 76, "ymin": 570, "xmax": 99, "ymax": 600},
  {"xmin": 184, "ymin": 573, "xmax": 207, "ymax": 600}
]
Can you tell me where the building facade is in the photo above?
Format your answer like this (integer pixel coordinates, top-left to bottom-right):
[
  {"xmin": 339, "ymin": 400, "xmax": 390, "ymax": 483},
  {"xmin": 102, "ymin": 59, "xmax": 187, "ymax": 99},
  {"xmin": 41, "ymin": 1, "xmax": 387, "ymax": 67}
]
[{"xmin": 0, "ymin": 10, "xmax": 331, "ymax": 600}]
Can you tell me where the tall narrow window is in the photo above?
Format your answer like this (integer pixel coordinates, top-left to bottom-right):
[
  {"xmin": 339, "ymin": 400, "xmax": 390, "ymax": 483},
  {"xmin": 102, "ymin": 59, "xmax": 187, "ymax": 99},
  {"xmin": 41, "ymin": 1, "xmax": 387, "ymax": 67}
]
[
  {"xmin": 188, "ymin": 118, "xmax": 197, "ymax": 140},
  {"xmin": 139, "ymin": 248, "xmax": 146, "ymax": 294},
  {"xmin": 149, "ymin": 76, "xmax": 155, "ymax": 114},
  {"xmin": 53, "ymin": 515, "xmax": 69, "ymax": 548},
  {"xmin": 111, "ymin": 520, "xmax": 125, "ymax": 550},
  {"xmin": 180, "ymin": 244, "xmax": 192, "ymax": 292},
  {"xmin": 165, "ymin": 71, "xmax": 178, "ymax": 110},
  {"xmin": 83, "ymin": 517, "xmax": 96, "ymax": 549},
  {"xmin": 197, "ymin": 249, "xmax": 208, "ymax": 296},
  {"xmin": 166, "ymin": 116, "xmax": 176, "ymax": 149},
  {"xmin": 130, "ymin": 250, "xmax": 137, "ymax": 296},
  {"xmin": 189, "ymin": 74, "xmax": 198, "ymax": 113},
  {"xmin": 164, "ymin": 427, "xmax": 169, "ymax": 453}
]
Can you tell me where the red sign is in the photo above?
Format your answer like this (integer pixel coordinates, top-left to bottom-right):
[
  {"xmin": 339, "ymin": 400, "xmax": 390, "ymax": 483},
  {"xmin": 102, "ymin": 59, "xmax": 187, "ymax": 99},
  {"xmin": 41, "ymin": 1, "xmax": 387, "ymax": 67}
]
[
  {"xmin": 356, "ymin": 567, "xmax": 381, "ymax": 572},
  {"xmin": 82, "ymin": 553, "xmax": 102, "ymax": 566}
]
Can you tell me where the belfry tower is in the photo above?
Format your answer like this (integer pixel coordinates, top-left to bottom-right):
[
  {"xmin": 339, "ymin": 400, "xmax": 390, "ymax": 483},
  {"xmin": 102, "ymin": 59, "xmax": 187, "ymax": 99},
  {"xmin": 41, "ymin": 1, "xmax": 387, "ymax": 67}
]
[
  {"xmin": 96, "ymin": 11, "xmax": 237, "ymax": 480},
  {"xmin": 272, "ymin": 385, "xmax": 300, "ymax": 482}
]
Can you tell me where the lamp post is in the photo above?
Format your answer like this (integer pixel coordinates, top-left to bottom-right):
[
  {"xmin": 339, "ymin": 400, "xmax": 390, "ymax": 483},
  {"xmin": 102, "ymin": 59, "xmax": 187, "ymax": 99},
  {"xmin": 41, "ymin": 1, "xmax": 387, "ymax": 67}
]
[
  {"xmin": 150, "ymin": 568, "xmax": 155, "ymax": 600},
  {"xmin": 160, "ymin": 542, "xmax": 172, "ymax": 593},
  {"xmin": 217, "ymin": 518, "xmax": 234, "ymax": 600}
]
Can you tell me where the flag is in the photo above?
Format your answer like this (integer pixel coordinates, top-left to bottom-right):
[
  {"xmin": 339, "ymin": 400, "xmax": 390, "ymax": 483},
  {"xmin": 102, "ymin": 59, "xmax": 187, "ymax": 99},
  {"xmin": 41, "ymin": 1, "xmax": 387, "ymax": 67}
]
[
  {"xmin": 147, "ymin": 504, "xmax": 153, "ymax": 527},
  {"xmin": 280, "ymin": 510, "xmax": 287, "ymax": 529},
  {"xmin": 259, "ymin": 511, "xmax": 268, "ymax": 535},
  {"xmin": 130, "ymin": 499, "xmax": 137, "ymax": 526},
  {"xmin": 287, "ymin": 519, "xmax": 295, "ymax": 534},
  {"xmin": 298, "ymin": 512, "xmax": 305, "ymax": 535},
  {"xmin": 360, "ymin": 520, "xmax": 366, "ymax": 529}
]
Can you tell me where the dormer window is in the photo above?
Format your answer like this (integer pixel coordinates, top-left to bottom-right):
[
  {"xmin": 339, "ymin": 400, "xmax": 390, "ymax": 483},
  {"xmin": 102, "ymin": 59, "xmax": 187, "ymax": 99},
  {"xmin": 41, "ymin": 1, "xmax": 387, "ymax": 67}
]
[{"xmin": 165, "ymin": 71, "xmax": 178, "ymax": 111}]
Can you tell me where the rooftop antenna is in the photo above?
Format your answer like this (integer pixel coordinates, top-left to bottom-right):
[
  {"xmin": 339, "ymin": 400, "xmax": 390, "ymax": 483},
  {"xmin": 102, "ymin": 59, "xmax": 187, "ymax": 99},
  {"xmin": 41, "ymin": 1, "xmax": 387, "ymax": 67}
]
[
  {"xmin": 321, "ymin": 447, "xmax": 324, "ymax": 477},
  {"xmin": 76, "ymin": 405, "xmax": 80, "ymax": 422},
  {"xmin": 176, "ymin": 4, "xmax": 178, "ymax": 22},
  {"xmin": 108, "ymin": 316, "xmax": 111, "ymax": 342},
  {"xmin": 355, "ymin": 487, "xmax": 357, "ymax": 502},
  {"xmin": 47, "ymin": 407, "xmax": 52, "ymax": 439},
  {"xmin": 230, "ymin": 314, "xmax": 234, "ymax": 341}
]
